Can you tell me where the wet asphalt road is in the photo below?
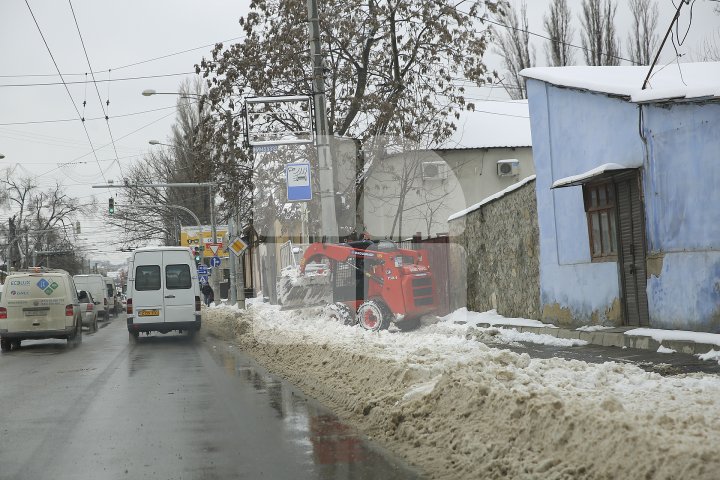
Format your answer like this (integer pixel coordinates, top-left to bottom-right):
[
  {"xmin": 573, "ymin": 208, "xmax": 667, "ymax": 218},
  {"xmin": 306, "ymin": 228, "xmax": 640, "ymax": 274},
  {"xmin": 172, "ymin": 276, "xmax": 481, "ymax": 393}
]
[{"xmin": 0, "ymin": 314, "xmax": 421, "ymax": 480}]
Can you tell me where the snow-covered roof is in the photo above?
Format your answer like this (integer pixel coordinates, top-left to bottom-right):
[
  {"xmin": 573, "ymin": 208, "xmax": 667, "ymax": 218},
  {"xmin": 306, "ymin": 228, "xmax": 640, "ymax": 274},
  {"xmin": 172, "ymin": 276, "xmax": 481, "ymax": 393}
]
[
  {"xmin": 552, "ymin": 162, "xmax": 642, "ymax": 188},
  {"xmin": 440, "ymin": 100, "xmax": 532, "ymax": 149},
  {"xmin": 448, "ymin": 175, "xmax": 536, "ymax": 221},
  {"xmin": 521, "ymin": 62, "xmax": 720, "ymax": 104}
]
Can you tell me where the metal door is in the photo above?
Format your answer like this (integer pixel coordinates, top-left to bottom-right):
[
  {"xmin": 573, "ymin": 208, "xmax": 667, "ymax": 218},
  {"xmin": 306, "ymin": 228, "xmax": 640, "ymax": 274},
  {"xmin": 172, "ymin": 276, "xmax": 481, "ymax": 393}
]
[{"xmin": 616, "ymin": 173, "xmax": 650, "ymax": 327}]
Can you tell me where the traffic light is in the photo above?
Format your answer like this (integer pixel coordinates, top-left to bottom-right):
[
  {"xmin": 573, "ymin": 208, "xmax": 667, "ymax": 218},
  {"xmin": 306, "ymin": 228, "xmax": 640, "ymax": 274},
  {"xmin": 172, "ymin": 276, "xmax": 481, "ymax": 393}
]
[
  {"xmin": 193, "ymin": 246, "xmax": 202, "ymax": 263},
  {"xmin": 108, "ymin": 197, "xmax": 115, "ymax": 214}
]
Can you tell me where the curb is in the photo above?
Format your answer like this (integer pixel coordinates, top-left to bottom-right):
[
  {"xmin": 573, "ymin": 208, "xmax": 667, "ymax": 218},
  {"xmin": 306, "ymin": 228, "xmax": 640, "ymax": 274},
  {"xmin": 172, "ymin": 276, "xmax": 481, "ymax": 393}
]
[{"xmin": 460, "ymin": 322, "xmax": 720, "ymax": 356}]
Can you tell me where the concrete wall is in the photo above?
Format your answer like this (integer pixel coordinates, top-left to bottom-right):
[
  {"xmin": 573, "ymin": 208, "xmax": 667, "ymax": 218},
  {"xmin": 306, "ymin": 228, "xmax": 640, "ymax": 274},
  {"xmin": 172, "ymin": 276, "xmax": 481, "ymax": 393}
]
[
  {"xmin": 527, "ymin": 78, "xmax": 720, "ymax": 332},
  {"xmin": 448, "ymin": 178, "xmax": 540, "ymax": 319},
  {"xmin": 363, "ymin": 146, "xmax": 533, "ymax": 240}
]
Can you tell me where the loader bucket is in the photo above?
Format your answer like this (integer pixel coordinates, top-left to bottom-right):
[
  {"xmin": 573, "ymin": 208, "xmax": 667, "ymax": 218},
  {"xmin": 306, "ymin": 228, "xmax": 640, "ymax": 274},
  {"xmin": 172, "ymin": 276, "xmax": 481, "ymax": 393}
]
[{"xmin": 277, "ymin": 274, "xmax": 332, "ymax": 309}]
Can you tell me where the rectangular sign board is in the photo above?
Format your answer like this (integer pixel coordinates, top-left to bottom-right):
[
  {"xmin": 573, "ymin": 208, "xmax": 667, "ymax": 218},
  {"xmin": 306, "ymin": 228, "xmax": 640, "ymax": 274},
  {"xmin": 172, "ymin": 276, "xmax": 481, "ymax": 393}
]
[{"xmin": 286, "ymin": 163, "xmax": 312, "ymax": 202}]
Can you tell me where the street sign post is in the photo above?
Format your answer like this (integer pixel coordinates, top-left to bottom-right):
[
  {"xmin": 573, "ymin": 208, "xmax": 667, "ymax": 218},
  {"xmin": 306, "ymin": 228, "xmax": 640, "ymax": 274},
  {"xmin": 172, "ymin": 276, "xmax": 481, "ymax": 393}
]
[{"xmin": 286, "ymin": 163, "xmax": 312, "ymax": 202}]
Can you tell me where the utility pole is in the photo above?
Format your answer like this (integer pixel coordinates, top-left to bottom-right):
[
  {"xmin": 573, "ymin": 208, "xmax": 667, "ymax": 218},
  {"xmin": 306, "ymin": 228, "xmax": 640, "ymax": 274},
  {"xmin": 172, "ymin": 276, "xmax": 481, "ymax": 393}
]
[
  {"xmin": 226, "ymin": 109, "xmax": 246, "ymax": 308},
  {"xmin": 306, "ymin": 0, "xmax": 339, "ymax": 242}
]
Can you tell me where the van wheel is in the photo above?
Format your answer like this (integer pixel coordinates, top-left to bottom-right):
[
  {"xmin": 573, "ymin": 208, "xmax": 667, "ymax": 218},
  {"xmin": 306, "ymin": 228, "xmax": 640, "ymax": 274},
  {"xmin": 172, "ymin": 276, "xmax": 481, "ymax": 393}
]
[
  {"xmin": 92, "ymin": 317, "xmax": 98, "ymax": 333},
  {"xmin": 0, "ymin": 338, "xmax": 11, "ymax": 352},
  {"xmin": 11, "ymin": 339, "xmax": 21, "ymax": 349}
]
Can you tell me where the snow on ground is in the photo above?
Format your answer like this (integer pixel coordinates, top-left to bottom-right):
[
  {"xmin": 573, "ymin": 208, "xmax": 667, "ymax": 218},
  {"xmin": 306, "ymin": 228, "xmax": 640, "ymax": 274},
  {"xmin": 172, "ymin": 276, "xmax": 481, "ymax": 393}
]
[
  {"xmin": 626, "ymin": 327, "xmax": 720, "ymax": 347},
  {"xmin": 657, "ymin": 345, "xmax": 677, "ymax": 354},
  {"xmin": 203, "ymin": 303, "xmax": 720, "ymax": 480},
  {"xmin": 441, "ymin": 307, "xmax": 557, "ymax": 329}
]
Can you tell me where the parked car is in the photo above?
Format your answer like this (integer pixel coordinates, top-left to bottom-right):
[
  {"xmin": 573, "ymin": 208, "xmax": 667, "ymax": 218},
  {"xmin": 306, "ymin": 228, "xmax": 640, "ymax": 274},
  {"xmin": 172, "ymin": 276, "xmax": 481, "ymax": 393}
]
[
  {"xmin": 78, "ymin": 290, "xmax": 98, "ymax": 333},
  {"xmin": 126, "ymin": 246, "xmax": 201, "ymax": 340},
  {"xmin": 0, "ymin": 268, "xmax": 83, "ymax": 351},
  {"xmin": 103, "ymin": 277, "xmax": 119, "ymax": 317},
  {"xmin": 73, "ymin": 274, "xmax": 110, "ymax": 320}
]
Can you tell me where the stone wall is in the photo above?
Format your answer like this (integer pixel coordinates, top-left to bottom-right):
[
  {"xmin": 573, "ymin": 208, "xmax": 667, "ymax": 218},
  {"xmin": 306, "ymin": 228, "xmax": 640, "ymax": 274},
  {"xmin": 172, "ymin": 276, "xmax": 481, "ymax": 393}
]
[{"xmin": 448, "ymin": 178, "xmax": 540, "ymax": 320}]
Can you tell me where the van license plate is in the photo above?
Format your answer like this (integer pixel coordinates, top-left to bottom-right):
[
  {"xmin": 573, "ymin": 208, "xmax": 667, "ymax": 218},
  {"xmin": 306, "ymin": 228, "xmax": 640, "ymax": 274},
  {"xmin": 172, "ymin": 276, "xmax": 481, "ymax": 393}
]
[
  {"xmin": 24, "ymin": 311, "xmax": 47, "ymax": 317},
  {"xmin": 138, "ymin": 309, "xmax": 159, "ymax": 317}
]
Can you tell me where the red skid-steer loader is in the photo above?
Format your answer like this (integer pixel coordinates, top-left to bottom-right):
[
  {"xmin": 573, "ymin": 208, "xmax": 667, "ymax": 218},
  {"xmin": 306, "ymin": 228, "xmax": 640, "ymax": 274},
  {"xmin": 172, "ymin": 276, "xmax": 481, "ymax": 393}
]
[{"xmin": 277, "ymin": 239, "xmax": 437, "ymax": 331}]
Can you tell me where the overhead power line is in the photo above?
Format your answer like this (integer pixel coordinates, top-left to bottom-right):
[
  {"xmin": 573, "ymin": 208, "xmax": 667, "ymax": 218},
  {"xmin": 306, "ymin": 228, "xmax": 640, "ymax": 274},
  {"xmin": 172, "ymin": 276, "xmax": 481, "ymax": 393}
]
[
  {"xmin": 67, "ymin": 0, "xmax": 123, "ymax": 177},
  {"xmin": 24, "ymin": 0, "xmax": 108, "ymax": 185},
  {"xmin": 0, "ymin": 71, "xmax": 197, "ymax": 88},
  {"xmin": 0, "ymin": 104, "xmax": 184, "ymax": 126},
  {"xmin": 0, "ymin": 34, "xmax": 246, "ymax": 79}
]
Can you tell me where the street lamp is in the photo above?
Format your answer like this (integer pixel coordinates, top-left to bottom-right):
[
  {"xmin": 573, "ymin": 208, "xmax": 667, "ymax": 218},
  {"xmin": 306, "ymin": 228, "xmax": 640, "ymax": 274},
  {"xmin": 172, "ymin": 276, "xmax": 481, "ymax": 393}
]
[{"xmin": 148, "ymin": 140, "xmax": 171, "ymax": 147}]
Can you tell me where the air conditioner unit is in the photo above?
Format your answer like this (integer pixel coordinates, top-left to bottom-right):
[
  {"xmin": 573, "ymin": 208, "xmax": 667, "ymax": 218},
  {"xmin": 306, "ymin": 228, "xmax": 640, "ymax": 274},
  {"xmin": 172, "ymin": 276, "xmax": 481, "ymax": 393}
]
[
  {"xmin": 497, "ymin": 159, "xmax": 520, "ymax": 177},
  {"xmin": 422, "ymin": 161, "xmax": 449, "ymax": 181}
]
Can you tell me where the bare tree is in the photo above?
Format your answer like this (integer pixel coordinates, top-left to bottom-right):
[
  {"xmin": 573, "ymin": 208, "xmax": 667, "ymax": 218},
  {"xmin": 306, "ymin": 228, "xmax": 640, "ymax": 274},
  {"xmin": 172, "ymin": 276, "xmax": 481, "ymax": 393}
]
[
  {"xmin": 112, "ymin": 79, "xmax": 215, "ymax": 247},
  {"xmin": 544, "ymin": 0, "xmax": 575, "ymax": 66},
  {"xmin": 580, "ymin": 0, "xmax": 621, "ymax": 65},
  {"xmin": 1, "ymin": 168, "xmax": 87, "ymax": 269},
  {"xmin": 626, "ymin": 0, "xmax": 659, "ymax": 65},
  {"xmin": 494, "ymin": 1, "xmax": 535, "ymax": 99}
]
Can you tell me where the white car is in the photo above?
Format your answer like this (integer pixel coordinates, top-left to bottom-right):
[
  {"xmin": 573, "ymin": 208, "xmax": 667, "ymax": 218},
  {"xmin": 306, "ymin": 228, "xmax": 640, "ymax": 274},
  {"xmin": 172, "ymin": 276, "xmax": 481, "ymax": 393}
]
[{"xmin": 78, "ymin": 290, "xmax": 98, "ymax": 332}]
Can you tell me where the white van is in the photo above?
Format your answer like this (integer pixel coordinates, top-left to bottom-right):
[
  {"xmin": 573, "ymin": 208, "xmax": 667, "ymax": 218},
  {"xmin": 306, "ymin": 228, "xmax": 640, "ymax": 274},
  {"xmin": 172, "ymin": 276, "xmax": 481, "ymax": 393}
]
[
  {"xmin": 126, "ymin": 247, "xmax": 201, "ymax": 340},
  {"xmin": 0, "ymin": 268, "xmax": 83, "ymax": 351},
  {"xmin": 73, "ymin": 274, "xmax": 110, "ymax": 320}
]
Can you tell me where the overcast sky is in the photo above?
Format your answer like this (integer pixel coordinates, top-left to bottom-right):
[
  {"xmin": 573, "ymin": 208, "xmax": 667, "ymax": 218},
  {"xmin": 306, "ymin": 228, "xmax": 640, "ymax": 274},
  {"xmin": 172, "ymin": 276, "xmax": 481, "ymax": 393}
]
[{"xmin": 0, "ymin": 0, "xmax": 716, "ymax": 264}]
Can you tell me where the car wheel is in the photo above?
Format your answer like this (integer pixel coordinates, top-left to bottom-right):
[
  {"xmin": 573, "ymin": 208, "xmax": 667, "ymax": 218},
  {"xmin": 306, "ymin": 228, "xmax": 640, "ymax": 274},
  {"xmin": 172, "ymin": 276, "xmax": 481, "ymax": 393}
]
[
  {"xmin": 1, "ymin": 338, "xmax": 11, "ymax": 352},
  {"xmin": 76, "ymin": 321, "xmax": 83, "ymax": 344},
  {"xmin": 93, "ymin": 317, "xmax": 98, "ymax": 332}
]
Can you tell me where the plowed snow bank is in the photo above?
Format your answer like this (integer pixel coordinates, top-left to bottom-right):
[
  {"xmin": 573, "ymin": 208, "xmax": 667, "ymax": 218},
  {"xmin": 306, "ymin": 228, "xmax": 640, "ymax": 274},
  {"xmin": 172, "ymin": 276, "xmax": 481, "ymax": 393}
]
[{"xmin": 204, "ymin": 303, "xmax": 720, "ymax": 479}]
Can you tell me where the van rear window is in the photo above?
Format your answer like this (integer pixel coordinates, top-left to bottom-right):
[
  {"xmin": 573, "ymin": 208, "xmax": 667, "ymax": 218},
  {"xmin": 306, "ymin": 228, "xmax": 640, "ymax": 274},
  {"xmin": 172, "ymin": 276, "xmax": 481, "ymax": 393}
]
[
  {"xmin": 135, "ymin": 266, "xmax": 161, "ymax": 291},
  {"xmin": 166, "ymin": 264, "xmax": 191, "ymax": 290}
]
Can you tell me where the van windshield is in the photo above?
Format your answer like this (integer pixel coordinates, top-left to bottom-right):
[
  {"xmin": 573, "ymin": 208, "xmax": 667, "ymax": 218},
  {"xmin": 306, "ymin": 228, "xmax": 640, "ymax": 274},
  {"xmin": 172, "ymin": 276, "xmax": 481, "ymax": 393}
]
[
  {"xmin": 166, "ymin": 264, "xmax": 191, "ymax": 290},
  {"xmin": 106, "ymin": 284, "xmax": 114, "ymax": 297},
  {"xmin": 135, "ymin": 266, "xmax": 161, "ymax": 291}
]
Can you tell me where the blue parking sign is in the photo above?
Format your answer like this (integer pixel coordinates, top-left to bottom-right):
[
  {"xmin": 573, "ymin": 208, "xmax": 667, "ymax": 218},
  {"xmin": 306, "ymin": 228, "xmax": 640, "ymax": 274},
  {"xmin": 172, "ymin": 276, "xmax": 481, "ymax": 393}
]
[{"xmin": 286, "ymin": 163, "xmax": 312, "ymax": 201}]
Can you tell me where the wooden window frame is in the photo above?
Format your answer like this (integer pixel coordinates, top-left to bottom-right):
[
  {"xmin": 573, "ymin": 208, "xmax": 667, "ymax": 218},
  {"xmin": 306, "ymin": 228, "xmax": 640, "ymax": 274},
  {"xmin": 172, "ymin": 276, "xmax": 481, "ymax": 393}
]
[{"xmin": 583, "ymin": 181, "xmax": 618, "ymax": 262}]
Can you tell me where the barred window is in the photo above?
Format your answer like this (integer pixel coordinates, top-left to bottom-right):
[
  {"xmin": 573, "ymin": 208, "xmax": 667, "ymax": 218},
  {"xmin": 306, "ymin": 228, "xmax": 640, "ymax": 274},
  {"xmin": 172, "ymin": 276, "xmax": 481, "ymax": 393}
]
[{"xmin": 583, "ymin": 182, "xmax": 618, "ymax": 260}]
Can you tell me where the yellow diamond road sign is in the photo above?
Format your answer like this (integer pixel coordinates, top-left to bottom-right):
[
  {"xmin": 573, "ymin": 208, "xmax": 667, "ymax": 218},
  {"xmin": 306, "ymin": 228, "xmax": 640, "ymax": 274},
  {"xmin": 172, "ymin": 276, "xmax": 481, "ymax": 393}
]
[{"xmin": 228, "ymin": 237, "xmax": 248, "ymax": 256}]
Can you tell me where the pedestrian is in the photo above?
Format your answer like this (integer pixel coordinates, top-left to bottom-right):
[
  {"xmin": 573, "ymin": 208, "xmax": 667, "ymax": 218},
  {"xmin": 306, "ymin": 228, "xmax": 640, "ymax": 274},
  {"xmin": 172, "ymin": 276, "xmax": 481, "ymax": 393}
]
[{"xmin": 201, "ymin": 283, "xmax": 214, "ymax": 306}]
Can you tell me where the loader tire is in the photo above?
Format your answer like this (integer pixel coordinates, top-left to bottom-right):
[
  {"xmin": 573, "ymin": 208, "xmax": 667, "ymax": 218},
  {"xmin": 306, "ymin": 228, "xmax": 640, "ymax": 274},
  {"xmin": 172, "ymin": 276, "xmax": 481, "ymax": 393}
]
[
  {"xmin": 357, "ymin": 300, "xmax": 391, "ymax": 332},
  {"xmin": 325, "ymin": 303, "xmax": 356, "ymax": 326}
]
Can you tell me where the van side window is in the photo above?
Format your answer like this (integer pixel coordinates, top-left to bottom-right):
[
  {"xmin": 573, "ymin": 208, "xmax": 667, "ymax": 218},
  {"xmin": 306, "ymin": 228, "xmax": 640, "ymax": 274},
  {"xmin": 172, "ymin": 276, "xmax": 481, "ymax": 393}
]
[
  {"xmin": 166, "ymin": 264, "xmax": 191, "ymax": 290},
  {"xmin": 135, "ymin": 266, "xmax": 161, "ymax": 291}
]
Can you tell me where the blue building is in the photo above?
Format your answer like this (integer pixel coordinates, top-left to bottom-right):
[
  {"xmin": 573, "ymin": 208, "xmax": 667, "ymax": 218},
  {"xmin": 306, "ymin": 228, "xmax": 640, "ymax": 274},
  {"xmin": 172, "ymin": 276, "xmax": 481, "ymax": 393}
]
[{"xmin": 521, "ymin": 63, "xmax": 720, "ymax": 332}]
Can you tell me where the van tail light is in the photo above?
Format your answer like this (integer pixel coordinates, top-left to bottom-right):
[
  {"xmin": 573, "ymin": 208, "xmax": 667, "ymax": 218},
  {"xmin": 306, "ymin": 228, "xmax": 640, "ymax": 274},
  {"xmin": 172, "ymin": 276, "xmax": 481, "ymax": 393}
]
[
  {"xmin": 86, "ymin": 303, "xmax": 93, "ymax": 312},
  {"xmin": 65, "ymin": 305, "xmax": 74, "ymax": 317},
  {"xmin": 127, "ymin": 298, "xmax": 133, "ymax": 315},
  {"xmin": 0, "ymin": 307, "xmax": 6, "ymax": 319},
  {"xmin": 195, "ymin": 296, "xmax": 201, "ymax": 312}
]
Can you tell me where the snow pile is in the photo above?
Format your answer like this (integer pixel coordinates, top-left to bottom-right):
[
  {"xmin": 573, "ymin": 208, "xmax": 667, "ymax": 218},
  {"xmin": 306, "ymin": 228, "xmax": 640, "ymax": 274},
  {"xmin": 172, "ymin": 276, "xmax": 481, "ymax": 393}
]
[{"xmin": 204, "ymin": 304, "xmax": 720, "ymax": 479}]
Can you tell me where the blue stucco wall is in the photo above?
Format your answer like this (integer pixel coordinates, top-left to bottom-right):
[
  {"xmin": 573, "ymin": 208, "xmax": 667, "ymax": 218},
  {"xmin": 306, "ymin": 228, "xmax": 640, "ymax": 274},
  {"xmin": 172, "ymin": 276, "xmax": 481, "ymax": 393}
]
[
  {"xmin": 528, "ymin": 78, "xmax": 720, "ymax": 331},
  {"xmin": 526, "ymin": 80, "xmax": 642, "ymax": 326},
  {"xmin": 642, "ymin": 102, "xmax": 720, "ymax": 331}
]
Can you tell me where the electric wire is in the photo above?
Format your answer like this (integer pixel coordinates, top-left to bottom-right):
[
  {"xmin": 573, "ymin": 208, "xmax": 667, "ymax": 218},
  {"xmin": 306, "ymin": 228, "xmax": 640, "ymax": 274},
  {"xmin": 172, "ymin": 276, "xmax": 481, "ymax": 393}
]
[
  {"xmin": 0, "ymin": 71, "xmax": 197, "ymax": 88},
  {"xmin": 23, "ymin": 0, "xmax": 108, "ymax": 185},
  {"xmin": 68, "ymin": 0, "xmax": 123, "ymax": 176},
  {"xmin": 0, "ymin": 104, "xmax": 187, "ymax": 126}
]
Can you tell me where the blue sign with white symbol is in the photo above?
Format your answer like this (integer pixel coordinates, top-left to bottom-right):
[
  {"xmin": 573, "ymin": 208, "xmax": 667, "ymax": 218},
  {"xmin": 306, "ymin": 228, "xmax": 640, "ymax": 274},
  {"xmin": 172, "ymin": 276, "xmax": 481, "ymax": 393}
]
[
  {"xmin": 199, "ymin": 275, "xmax": 208, "ymax": 285},
  {"xmin": 197, "ymin": 265, "xmax": 208, "ymax": 275},
  {"xmin": 36, "ymin": 278, "xmax": 50, "ymax": 290},
  {"xmin": 286, "ymin": 163, "xmax": 312, "ymax": 202},
  {"xmin": 210, "ymin": 256, "xmax": 221, "ymax": 267}
]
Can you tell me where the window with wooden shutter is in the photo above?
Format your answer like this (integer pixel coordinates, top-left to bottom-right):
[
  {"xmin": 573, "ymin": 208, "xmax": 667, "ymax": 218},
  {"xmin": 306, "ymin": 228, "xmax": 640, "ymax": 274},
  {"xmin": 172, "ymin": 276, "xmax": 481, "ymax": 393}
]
[{"xmin": 583, "ymin": 182, "xmax": 618, "ymax": 261}]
